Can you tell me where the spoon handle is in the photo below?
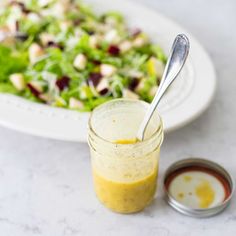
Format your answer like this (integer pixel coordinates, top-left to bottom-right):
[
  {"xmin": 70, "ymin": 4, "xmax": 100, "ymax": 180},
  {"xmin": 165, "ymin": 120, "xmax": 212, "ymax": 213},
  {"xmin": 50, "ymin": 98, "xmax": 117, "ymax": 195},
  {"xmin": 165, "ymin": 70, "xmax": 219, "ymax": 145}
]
[{"xmin": 136, "ymin": 34, "xmax": 190, "ymax": 141}]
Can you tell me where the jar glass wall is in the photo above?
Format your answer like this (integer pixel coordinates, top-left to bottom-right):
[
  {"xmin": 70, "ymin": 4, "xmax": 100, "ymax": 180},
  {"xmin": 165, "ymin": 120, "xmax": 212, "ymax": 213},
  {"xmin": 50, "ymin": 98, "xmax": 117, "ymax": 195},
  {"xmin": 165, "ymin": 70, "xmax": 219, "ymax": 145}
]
[{"xmin": 88, "ymin": 99, "xmax": 164, "ymax": 213}]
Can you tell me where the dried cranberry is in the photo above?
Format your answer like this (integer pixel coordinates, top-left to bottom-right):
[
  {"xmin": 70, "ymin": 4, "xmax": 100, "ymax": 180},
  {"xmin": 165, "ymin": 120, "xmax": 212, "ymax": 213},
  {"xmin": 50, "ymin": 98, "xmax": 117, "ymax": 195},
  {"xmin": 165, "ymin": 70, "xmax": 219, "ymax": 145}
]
[
  {"xmin": 99, "ymin": 88, "xmax": 109, "ymax": 95},
  {"xmin": 56, "ymin": 76, "xmax": 70, "ymax": 91},
  {"xmin": 92, "ymin": 60, "xmax": 101, "ymax": 65},
  {"xmin": 27, "ymin": 83, "xmax": 41, "ymax": 97},
  {"xmin": 47, "ymin": 41, "xmax": 64, "ymax": 50},
  {"xmin": 128, "ymin": 78, "xmax": 140, "ymax": 91},
  {"xmin": 130, "ymin": 28, "xmax": 141, "ymax": 37},
  {"xmin": 108, "ymin": 45, "xmax": 120, "ymax": 56},
  {"xmin": 47, "ymin": 41, "xmax": 55, "ymax": 46},
  {"xmin": 88, "ymin": 73, "xmax": 102, "ymax": 87}
]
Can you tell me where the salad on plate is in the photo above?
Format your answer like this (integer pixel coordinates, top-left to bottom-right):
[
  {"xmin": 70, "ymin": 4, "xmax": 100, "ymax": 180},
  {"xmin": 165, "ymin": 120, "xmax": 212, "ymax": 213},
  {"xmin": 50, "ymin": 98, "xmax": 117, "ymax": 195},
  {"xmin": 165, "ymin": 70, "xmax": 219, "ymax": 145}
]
[{"xmin": 0, "ymin": 0, "xmax": 166, "ymax": 111}]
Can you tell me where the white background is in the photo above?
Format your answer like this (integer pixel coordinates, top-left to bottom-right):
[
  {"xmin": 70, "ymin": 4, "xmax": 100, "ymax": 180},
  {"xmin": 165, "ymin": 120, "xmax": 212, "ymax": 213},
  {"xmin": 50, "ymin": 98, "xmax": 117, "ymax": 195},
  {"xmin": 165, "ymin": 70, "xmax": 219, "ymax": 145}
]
[{"xmin": 0, "ymin": 0, "xmax": 235, "ymax": 235}]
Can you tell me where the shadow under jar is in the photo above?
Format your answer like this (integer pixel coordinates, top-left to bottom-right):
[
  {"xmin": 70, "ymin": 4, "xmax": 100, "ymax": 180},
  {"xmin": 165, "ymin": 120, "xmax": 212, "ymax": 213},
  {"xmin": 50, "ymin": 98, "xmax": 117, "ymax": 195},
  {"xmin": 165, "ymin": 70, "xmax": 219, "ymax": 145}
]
[{"xmin": 88, "ymin": 99, "xmax": 164, "ymax": 214}]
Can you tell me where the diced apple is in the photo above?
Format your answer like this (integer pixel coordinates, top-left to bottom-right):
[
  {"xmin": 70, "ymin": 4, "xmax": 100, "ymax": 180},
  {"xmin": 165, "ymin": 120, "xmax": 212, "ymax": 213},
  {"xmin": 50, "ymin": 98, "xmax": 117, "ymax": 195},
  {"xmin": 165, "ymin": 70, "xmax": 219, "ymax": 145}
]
[
  {"xmin": 127, "ymin": 69, "xmax": 143, "ymax": 79},
  {"xmin": 29, "ymin": 43, "xmax": 45, "ymax": 64},
  {"xmin": 52, "ymin": 1, "xmax": 70, "ymax": 18},
  {"xmin": 39, "ymin": 93, "xmax": 53, "ymax": 103},
  {"xmin": 123, "ymin": 89, "xmax": 139, "ymax": 99},
  {"xmin": 154, "ymin": 59, "xmax": 165, "ymax": 79},
  {"xmin": 73, "ymin": 54, "xmax": 87, "ymax": 70},
  {"xmin": 66, "ymin": 36, "xmax": 79, "ymax": 48},
  {"xmin": 60, "ymin": 20, "xmax": 72, "ymax": 32},
  {"xmin": 38, "ymin": 0, "xmax": 53, "ymax": 7},
  {"xmin": 119, "ymin": 40, "xmax": 132, "ymax": 53},
  {"xmin": 27, "ymin": 13, "xmax": 41, "ymax": 23},
  {"xmin": 89, "ymin": 35, "xmax": 100, "ymax": 48},
  {"xmin": 104, "ymin": 29, "xmax": 120, "ymax": 44},
  {"xmin": 9, "ymin": 73, "xmax": 25, "ymax": 91},
  {"xmin": 28, "ymin": 81, "xmax": 44, "ymax": 93},
  {"xmin": 9, "ymin": 4, "xmax": 23, "ymax": 20},
  {"xmin": 97, "ymin": 23, "xmax": 110, "ymax": 34},
  {"xmin": 0, "ymin": 26, "xmax": 10, "ymax": 34},
  {"xmin": 133, "ymin": 34, "xmax": 149, "ymax": 48},
  {"xmin": 69, "ymin": 97, "xmax": 84, "ymax": 109},
  {"xmin": 100, "ymin": 64, "xmax": 117, "ymax": 77},
  {"xmin": 96, "ymin": 78, "xmax": 109, "ymax": 93},
  {"xmin": 40, "ymin": 33, "xmax": 54, "ymax": 46},
  {"xmin": 105, "ymin": 16, "xmax": 117, "ymax": 27},
  {"xmin": 7, "ymin": 20, "xmax": 18, "ymax": 33},
  {"xmin": 135, "ymin": 78, "xmax": 146, "ymax": 93},
  {"xmin": 149, "ymin": 85, "xmax": 158, "ymax": 97},
  {"xmin": 0, "ymin": 26, "xmax": 15, "ymax": 45}
]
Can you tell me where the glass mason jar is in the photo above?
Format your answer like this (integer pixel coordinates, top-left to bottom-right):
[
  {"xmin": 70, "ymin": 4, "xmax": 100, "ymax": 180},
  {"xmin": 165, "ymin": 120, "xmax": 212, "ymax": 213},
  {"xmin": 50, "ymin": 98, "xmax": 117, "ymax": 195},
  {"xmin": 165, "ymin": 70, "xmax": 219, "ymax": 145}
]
[{"xmin": 88, "ymin": 99, "xmax": 164, "ymax": 214}]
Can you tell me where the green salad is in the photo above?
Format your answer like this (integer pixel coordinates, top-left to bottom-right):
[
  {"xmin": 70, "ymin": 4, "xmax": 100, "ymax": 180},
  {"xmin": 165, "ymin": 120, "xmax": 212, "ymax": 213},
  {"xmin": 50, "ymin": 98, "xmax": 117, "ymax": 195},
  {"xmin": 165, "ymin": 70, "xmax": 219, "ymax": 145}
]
[{"xmin": 0, "ymin": 0, "xmax": 166, "ymax": 111}]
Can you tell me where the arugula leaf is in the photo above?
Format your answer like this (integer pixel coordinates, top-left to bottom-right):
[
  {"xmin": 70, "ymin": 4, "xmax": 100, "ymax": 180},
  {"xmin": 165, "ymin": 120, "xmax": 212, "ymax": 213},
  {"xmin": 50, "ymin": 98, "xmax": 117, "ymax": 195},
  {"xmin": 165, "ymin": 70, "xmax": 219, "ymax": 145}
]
[
  {"xmin": 0, "ymin": 83, "xmax": 18, "ymax": 94},
  {"xmin": 0, "ymin": 45, "xmax": 28, "ymax": 82}
]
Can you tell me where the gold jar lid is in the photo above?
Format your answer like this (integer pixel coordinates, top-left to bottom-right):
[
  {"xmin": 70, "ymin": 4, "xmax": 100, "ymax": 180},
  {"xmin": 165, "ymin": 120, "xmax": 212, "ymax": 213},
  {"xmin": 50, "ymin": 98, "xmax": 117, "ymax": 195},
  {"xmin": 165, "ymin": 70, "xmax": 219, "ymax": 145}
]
[{"xmin": 163, "ymin": 158, "xmax": 234, "ymax": 217}]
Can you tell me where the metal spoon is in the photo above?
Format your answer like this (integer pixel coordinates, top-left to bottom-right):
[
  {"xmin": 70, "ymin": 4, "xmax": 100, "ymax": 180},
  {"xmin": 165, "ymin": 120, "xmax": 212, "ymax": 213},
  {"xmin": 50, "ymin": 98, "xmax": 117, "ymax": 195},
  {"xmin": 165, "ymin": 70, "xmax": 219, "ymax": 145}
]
[{"xmin": 136, "ymin": 34, "xmax": 190, "ymax": 141}]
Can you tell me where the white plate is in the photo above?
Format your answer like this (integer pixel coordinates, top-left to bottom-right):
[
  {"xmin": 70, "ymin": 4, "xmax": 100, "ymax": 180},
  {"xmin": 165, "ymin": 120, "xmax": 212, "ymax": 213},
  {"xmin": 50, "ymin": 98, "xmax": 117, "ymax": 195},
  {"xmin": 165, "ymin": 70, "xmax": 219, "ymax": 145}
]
[{"xmin": 0, "ymin": 0, "xmax": 216, "ymax": 142}]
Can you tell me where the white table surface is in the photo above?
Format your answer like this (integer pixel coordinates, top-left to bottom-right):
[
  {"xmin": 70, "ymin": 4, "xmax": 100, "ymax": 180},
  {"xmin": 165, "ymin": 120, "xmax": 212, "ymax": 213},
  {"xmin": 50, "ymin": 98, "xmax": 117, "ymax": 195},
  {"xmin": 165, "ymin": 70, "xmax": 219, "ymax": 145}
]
[{"xmin": 0, "ymin": 0, "xmax": 236, "ymax": 235}]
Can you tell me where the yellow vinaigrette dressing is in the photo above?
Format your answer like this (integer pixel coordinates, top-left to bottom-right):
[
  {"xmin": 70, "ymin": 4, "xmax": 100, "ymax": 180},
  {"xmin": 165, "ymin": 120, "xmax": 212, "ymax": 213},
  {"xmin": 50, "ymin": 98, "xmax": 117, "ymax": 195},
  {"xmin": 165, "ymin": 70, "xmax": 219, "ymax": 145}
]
[
  {"xmin": 92, "ymin": 139, "xmax": 159, "ymax": 213},
  {"xmin": 115, "ymin": 139, "xmax": 138, "ymax": 144},
  {"xmin": 195, "ymin": 180, "xmax": 215, "ymax": 208},
  {"xmin": 93, "ymin": 168, "xmax": 158, "ymax": 213}
]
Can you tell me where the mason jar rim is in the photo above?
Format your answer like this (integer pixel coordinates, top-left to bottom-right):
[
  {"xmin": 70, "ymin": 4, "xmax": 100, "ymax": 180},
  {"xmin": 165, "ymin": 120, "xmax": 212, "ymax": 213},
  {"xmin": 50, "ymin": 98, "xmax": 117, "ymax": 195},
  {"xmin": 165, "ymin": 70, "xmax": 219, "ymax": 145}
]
[{"xmin": 88, "ymin": 98, "xmax": 164, "ymax": 150}]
